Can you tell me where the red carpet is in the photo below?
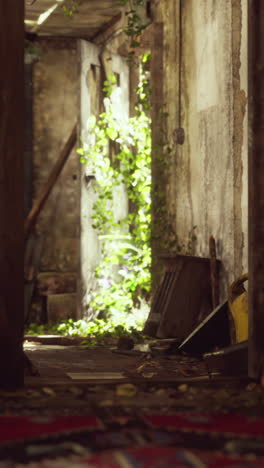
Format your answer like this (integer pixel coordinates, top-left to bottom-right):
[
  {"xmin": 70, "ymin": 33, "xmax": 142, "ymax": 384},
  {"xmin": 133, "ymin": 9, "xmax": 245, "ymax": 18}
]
[
  {"xmin": 0, "ymin": 413, "xmax": 264, "ymax": 466},
  {"xmin": 0, "ymin": 414, "xmax": 102, "ymax": 443},
  {"xmin": 84, "ymin": 446, "xmax": 264, "ymax": 467},
  {"xmin": 8, "ymin": 446, "xmax": 264, "ymax": 467},
  {"xmin": 143, "ymin": 412, "xmax": 264, "ymax": 438}
]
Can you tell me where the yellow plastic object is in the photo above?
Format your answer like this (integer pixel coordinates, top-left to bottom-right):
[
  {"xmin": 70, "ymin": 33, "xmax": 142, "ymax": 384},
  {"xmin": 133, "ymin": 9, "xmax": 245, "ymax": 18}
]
[{"xmin": 228, "ymin": 273, "xmax": 248, "ymax": 344}]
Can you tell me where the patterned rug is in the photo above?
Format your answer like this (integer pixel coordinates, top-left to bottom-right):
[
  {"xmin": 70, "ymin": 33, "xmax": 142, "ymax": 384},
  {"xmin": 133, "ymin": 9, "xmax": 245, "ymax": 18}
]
[{"xmin": 1, "ymin": 412, "xmax": 264, "ymax": 466}]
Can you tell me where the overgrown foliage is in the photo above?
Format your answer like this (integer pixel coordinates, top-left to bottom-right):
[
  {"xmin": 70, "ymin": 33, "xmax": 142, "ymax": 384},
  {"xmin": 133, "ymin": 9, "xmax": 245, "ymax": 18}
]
[
  {"xmin": 78, "ymin": 57, "xmax": 151, "ymax": 326},
  {"xmin": 26, "ymin": 318, "xmax": 144, "ymax": 347},
  {"xmin": 61, "ymin": 0, "xmax": 150, "ymax": 62},
  {"xmin": 118, "ymin": 0, "xmax": 150, "ymax": 62},
  {"xmin": 24, "ymin": 40, "xmax": 41, "ymax": 61},
  {"xmin": 61, "ymin": 0, "xmax": 81, "ymax": 17}
]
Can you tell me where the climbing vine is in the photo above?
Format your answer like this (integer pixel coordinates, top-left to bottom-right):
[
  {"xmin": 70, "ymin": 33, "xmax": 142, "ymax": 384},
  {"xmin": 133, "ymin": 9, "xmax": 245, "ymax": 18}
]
[
  {"xmin": 61, "ymin": 0, "xmax": 81, "ymax": 17},
  {"xmin": 118, "ymin": 0, "xmax": 150, "ymax": 62},
  {"xmin": 61, "ymin": 0, "xmax": 150, "ymax": 62},
  {"xmin": 78, "ymin": 56, "xmax": 151, "ymax": 326}
]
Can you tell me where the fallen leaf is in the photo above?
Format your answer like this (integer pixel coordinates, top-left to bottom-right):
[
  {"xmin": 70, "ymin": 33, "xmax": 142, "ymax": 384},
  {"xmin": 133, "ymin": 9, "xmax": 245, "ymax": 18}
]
[
  {"xmin": 42, "ymin": 387, "xmax": 56, "ymax": 397},
  {"xmin": 116, "ymin": 383, "xmax": 137, "ymax": 397},
  {"xmin": 155, "ymin": 388, "xmax": 167, "ymax": 396},
  {"xmin": 99, "ymin": 400, "xmax": 114, "ymax": 406},
  {"xmin": 137, "ymin": 361, "xmax": 161, "ymax": 373},
  {"xmin": 142, "ymin": 372, "xmax": 156, "ymax": 378},
  {"xmin": 178, "ymin": 384, "xmax": 188, "ymax": 392},
  {"xmin": 246, "ymin": 382, "xmax": 257, "ymax": 391}
]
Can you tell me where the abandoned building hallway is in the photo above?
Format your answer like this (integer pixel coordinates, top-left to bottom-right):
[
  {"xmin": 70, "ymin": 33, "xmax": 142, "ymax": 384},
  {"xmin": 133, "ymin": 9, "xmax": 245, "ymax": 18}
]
[{"xmin": 1, "ymin": 0, "xmax": 264, "ymax": 465}]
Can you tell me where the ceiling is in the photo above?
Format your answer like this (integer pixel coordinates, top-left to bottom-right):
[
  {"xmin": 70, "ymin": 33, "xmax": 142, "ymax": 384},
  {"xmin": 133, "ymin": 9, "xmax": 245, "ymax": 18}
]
[{"xmin": 25, "ymin": 0, "xmax": 123, "ymax": 39}]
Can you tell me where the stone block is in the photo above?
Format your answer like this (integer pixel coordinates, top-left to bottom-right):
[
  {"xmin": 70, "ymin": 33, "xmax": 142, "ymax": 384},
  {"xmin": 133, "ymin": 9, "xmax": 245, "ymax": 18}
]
[{"xmin": 47, "ymin": 293, "xmax": 77, "ymax": 323}]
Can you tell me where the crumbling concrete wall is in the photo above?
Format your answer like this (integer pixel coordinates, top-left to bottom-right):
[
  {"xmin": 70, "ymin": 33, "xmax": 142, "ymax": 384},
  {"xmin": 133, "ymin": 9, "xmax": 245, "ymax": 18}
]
[
  {"xmin": 151, "ymin": 0, "xmax": 248, "ymax": 297},
  {"xmin": 33, "ymin": 38, "xmax": 80, "ymax": 276}
]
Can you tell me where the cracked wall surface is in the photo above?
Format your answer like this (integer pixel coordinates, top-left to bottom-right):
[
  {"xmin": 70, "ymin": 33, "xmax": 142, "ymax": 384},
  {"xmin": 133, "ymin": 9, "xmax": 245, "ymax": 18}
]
[
  {"xmin": 33, "ymin": 38, "xmax": 80, "ymax": 274},
  {"xmin": 152, "ymin": 0, "xmax": 248, "ymax": 298}
]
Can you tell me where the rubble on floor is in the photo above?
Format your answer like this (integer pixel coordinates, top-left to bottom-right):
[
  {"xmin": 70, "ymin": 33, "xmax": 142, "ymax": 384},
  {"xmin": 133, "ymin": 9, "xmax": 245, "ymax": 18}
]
[{"xmin": 0, "ymin": 341, "xmax": 263, "ymax": 466}]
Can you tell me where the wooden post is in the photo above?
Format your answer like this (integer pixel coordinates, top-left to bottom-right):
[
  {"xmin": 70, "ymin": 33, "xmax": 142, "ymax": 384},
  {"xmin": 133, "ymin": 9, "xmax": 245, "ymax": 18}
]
[
  {"xmin": 248, "ymin": 0, "xmax": 264, "ymax": 380},
  {"xmin": 24, "ymin": 62, "xmax": 34, "ymax": 217},
  {"xmin": 150, "ymin": 22, "xmax": 164, "ymax": 288},
  {"xmin": 0, "ymin": 1, "xmax": 25, "ymax": 387}
]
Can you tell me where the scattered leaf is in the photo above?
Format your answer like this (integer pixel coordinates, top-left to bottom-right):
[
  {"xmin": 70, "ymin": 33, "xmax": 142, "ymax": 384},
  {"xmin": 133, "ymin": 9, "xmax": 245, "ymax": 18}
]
[
  {"xmin": 155, "ymin": 388, "xmax": 167, "ymax": 396},
  {"xmin": 142, "ymin": 372, "xmax": 156, "ymax": 378},
  {"xmin": 116, "ymin": 383, "xmax": 137, "ymax": 397},
  {"xmin": 99, "ymin": 400, "xmax": 114, "ymax": 407},
  {"xmin": 137, "ymin": 361, "xmax": 161, "ymax": 373},
  {"xmin": 42, "ymin": 387, "xmax": 56, "ymax": 397},
  {"xmin": 178, "ymin": 384, "xmax": 188, "ymax": 392},
  {"xmin": 246, "ymin": 382, "xmax": 257, "ymax": 391}
]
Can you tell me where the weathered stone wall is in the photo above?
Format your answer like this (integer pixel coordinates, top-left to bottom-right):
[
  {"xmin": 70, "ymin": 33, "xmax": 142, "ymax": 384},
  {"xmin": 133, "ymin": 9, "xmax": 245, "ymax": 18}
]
[
  {"xmin": 151, "ymin": 0, "xmax": 248, "ymax": 298},
  {"xmin": 33, "ymin": 38, "xmax": 80, "ymax": 274}
]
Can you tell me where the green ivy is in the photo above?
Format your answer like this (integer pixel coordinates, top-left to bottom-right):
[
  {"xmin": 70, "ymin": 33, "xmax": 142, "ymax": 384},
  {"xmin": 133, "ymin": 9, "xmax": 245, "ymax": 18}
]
[
  {"xmin": 78, "ymin": 63, "xmax": 151, "ymax": 325},
  {"xmin": 118, "ymin": 0, "xmax": 150, "ymax": 63},
  {"xmin": 61, "ymin": 0, "xmax": 81, "ymax": 17},
  {"xmin": 25, "ymin": 40, "xmax": 41, "ymax": 60},
  {"xmin": 26, "ymin": 318, "xmax": 146, "ymax": 347}
]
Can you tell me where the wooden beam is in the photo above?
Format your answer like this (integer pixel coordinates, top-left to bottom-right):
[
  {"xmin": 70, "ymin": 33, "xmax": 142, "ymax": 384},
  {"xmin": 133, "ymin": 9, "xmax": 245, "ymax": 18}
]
[
  {"xmin": 0, "ymin": 0, "xmax": 25, "ymax": 388},
  {"xmin": 24, "ymin": 123, "xmax": 77, "ymax": 241},
  {"xmin": 92, "ymin": 12, "xmax": 122, "ymax": 45},
  {"xmin": 248, "ymin": 0, "xmax": 264, "ymax": 380},
  {"xmin": 150, "ymin": 22, "xmax": 165, "ymax": 288}
]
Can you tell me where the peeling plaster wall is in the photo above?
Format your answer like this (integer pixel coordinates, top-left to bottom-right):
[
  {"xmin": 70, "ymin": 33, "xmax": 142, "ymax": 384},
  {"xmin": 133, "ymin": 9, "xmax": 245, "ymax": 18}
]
[
  {"xmin": 180, "ymin": 0, "xmax": 248, "ymax": 296},
  {"xmin": 152, "ymin": 0, "xmax": 248, "ymax": 297},
  {"xmin": 33, "ymin": 39, "xmax": 80, "ymax": 274}
]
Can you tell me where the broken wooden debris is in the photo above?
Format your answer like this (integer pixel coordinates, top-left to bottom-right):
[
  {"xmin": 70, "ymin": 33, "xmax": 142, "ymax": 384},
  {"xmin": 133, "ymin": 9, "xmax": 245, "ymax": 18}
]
[
  {"xmin": 144, "ymin": 255, "xmax": 216, "ymax": 340},
  {"xmin": 204, "ymin": 341, "xmax": 248, "ymax": 377},
  {"xmin": 24, "ymin": 234, "xmax": 45, "ymax": 323},
  {"xmin": 178, "ymin": 301, "xmax": 231, "ymax": 355},
  {"xmin": 209, "ymin": 236, "xmax": 220, "ymax": 309},
  {"xmin": 24, "ymin": 123, "xmax": 77, "ymax": 241},
  {"xmin": 67, "ymin": 372, "xmax": 125, "ymax": 381}
]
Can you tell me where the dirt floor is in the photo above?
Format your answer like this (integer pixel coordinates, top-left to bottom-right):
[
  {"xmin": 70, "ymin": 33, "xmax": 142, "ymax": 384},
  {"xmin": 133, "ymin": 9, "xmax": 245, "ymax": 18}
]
[{"xmin": 2, "ymin": 337, "xmax": 261, "ymax": 416}]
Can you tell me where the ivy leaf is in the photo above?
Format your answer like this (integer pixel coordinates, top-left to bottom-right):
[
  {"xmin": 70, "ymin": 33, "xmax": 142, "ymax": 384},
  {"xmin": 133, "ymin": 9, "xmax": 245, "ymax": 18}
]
[{"xmin": 106, "ymin": 127, "xmax": 118, "ymax": 140}]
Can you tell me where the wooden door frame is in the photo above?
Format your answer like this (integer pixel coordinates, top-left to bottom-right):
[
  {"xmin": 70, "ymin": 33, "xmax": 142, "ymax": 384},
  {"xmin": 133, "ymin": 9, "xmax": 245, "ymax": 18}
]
[
  {"xmin": 0, "ymin": 1, "xmax": 25, "ymax": 388},
  {"xmin": 248, "ymin": 0, "xmax": 264, "ymax": 381}
]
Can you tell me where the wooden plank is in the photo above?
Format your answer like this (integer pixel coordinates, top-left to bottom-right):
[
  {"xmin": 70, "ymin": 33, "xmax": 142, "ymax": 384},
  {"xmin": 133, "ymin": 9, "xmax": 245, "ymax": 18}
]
[
  {"xmin": 24, "ymin": 235, "xmax": 45, "ymax": 323},
  {"xmin": 156, "ymin": 256, "xmax": 212, "ymax": 340},
  {"xmin": 248, "ymin": 0, "xmax": 264, "ymax": 381},
  {"xmin": 150, "ymin": 23, "xmax": 164, "ymax": 288},
  {"xmin": 24, "ymin": 123, "xmax": 77, "ymax": 241},
  {"xmin": 0, "ymin": 0, "xmax": 24, "ymax": 388},
  {"xmin": 25, "ymin": 0, "xmax": 122, "ymax": 38},
  {"xmin": 209, "ymin": 236, "xmax": 220, "ymax": 309},
  {"xmin": 24, "ymin": 63, "xmax": 34, "ymax": 216}
]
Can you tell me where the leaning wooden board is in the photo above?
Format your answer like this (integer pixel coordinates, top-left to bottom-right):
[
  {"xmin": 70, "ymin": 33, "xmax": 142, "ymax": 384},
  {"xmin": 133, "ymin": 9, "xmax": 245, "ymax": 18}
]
[{"xmin": 144, "ymin": 255, "xmax": 219, "ymax": 341}]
